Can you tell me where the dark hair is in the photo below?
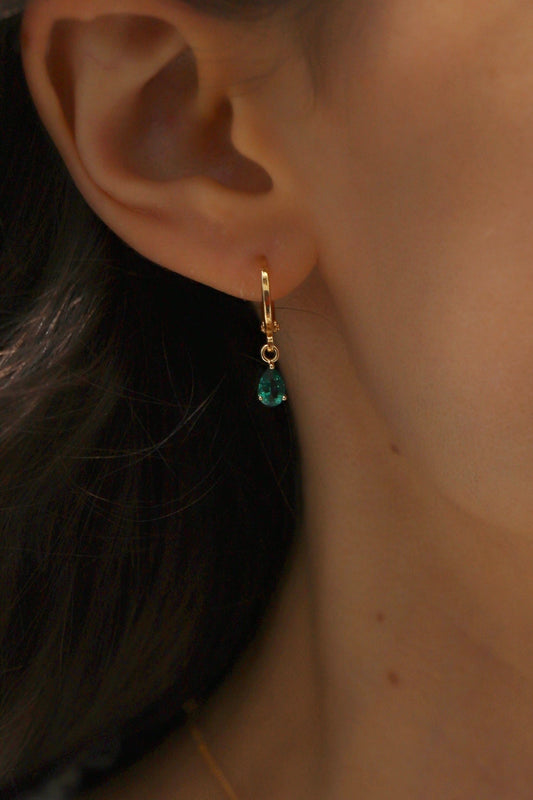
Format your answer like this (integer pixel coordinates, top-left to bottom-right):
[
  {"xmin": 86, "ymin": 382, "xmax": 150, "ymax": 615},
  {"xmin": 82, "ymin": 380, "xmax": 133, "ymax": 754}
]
[{"xmin": 0, "ymin": 2, "xmax": 301, "ymax": 792}]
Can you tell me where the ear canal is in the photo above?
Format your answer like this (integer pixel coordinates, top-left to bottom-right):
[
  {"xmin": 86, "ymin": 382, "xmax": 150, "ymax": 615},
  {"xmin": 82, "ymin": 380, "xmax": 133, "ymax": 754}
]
[{"xmin": 46, "ymin": 14, "xmax": 272, "ymax": 195}]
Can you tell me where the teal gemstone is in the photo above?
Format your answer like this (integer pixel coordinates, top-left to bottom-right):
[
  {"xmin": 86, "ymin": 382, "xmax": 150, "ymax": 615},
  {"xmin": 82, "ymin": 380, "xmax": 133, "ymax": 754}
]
[{"xmin": 258, "ymin": 368, "xmax": 287, "ymax": 407}]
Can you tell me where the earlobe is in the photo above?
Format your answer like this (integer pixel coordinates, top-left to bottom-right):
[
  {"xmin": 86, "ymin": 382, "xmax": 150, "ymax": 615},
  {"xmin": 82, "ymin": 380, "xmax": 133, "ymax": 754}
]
[{"xmin": 21, "ymin": 0, "xmax": 317, "ymax": 300}]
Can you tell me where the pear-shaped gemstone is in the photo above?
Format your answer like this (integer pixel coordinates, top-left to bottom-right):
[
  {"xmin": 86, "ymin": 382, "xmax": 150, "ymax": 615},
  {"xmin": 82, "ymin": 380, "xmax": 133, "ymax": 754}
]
[{"xmin": 258, "ymin": 368, "xmax": 287, "ymax": 407}]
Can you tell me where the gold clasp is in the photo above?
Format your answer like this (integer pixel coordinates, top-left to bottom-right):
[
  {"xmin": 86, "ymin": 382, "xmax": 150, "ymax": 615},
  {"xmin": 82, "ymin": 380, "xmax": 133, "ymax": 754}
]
[
  {"xmin": 261, "ymin": 269, "xmax": 280, "ymax": 344},
  {"xmin": 260, "ymin": 267, "xmax": 280, "ymax": 367}
]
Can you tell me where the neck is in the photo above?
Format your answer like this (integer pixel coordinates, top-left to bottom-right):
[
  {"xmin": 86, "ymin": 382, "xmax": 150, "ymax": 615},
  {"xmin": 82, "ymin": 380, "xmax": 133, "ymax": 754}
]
[{"xmin": 196, "ymin": 270, "xmax": 533, "ymax": 799}]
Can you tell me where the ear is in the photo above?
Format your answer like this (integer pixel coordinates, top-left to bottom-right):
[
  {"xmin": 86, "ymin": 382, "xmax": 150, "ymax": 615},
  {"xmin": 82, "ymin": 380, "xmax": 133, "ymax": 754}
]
[{"xmin": 20, "ymin": 0, "xmax": 317, "ymax": 300}]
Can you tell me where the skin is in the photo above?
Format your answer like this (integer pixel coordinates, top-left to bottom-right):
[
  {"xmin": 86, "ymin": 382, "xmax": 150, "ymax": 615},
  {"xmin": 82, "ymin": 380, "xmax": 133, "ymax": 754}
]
[{"xmin": 20, "ymin": 0, "xmax": 533, "ymax": 796}]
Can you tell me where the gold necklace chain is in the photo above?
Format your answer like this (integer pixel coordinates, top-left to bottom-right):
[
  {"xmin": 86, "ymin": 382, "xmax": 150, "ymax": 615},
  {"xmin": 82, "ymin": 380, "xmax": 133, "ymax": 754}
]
[{"xmin": 184, "ymin": 702, "xmax": 242, "ymax": 800}]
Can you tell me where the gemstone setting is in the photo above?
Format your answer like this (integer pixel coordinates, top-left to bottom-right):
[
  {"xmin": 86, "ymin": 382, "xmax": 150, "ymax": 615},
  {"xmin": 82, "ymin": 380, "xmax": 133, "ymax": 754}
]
[{"xmin": 258, "ymin": 368, "xmax": 287, "ymax": 407}]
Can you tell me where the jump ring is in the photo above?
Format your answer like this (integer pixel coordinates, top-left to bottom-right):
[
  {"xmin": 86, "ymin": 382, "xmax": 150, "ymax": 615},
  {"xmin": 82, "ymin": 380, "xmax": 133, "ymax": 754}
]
[{"xmin": 261, "ymin": 344, "xmax": 280, "ymax": 364}]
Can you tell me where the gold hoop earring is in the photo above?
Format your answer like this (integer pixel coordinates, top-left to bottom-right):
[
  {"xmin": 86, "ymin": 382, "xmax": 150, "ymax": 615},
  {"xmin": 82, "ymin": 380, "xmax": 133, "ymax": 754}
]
[{"xmin": 257, "ymin": 266, "xmax": 287, "ymax": 407}]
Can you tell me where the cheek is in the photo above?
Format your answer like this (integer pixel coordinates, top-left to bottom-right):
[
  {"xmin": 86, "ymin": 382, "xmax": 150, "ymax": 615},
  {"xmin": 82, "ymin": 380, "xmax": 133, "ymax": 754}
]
[{"xmin": 319, "ymin": 1, "xmax": 533, "ymax": 532}]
